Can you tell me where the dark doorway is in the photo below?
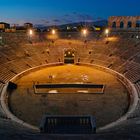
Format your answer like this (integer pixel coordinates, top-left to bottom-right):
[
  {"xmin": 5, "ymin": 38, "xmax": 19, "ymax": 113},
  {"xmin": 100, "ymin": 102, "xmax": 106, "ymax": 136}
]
[
  {"xmin": 136, "ymin": 20, "xmax": 140, "ymax": 28},
  {"xmin": 127, "ymin": 21, "xmax": 132, "ymax": 28},
  {"xmin": 112, "ymin": 22, "xmax": 116, "ymax": 28},
  {"xmin": 120, "ymin": 21, "xmax": 124, "ymax": 28}
]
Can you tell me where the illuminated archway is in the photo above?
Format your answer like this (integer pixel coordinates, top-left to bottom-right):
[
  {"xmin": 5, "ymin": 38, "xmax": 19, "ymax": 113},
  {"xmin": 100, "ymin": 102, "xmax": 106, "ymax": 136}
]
[{"xmin": 64, "ymin": 49, "xmax": 75, "ymax": 64}]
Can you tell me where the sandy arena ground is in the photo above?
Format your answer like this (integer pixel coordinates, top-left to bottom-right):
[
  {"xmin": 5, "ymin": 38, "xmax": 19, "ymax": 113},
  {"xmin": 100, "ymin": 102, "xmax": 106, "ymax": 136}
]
[{"xmin": 9, "ymin": 65, "xmax": 129, "ymax": 128}]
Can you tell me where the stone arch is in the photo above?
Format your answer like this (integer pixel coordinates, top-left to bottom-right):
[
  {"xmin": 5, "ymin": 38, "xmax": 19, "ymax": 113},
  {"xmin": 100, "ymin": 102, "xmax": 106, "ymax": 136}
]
[
  {"xmin": 120, "ymin": 21, "xmax": 124, "ymax": 28},
  {"xmin": 112, "ymin": 22, "xmax": 116, "ymax": 28},
  {"xmin": 136, "ymin": 20, "xmax": 140, "ymax": 28},
  {"xmin": 64, "ymin": 49, "xmax": 75, "ymax": 64},
  {"xmin": 127, "ymin": 21, "xmax": 132, "ymax": 28}
]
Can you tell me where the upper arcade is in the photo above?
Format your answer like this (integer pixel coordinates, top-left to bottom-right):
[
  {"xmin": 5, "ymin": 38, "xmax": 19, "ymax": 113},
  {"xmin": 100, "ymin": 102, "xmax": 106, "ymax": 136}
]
[{"xmin": 108, "ymin": 16, "xmax": 140, "ymax": 30}]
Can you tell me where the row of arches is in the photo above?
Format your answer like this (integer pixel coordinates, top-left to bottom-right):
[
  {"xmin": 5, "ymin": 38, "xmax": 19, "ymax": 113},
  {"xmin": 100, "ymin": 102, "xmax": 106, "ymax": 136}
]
[{"xmin": 112, "ymin": 21, "xmax": 140, "ymax": 28}]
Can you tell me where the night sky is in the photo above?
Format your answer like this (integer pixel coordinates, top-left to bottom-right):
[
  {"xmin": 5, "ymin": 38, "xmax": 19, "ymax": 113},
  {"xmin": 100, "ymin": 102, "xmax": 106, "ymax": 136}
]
[{"xmin": 0, "ymin": 0, "xmax": 140, "ymax": 25}]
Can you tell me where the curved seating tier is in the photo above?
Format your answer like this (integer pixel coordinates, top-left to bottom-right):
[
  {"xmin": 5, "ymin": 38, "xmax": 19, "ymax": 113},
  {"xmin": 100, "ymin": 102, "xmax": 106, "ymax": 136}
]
[{"xmin": 0, "ymin": 32, "xmax": 140, "ymax": 139}]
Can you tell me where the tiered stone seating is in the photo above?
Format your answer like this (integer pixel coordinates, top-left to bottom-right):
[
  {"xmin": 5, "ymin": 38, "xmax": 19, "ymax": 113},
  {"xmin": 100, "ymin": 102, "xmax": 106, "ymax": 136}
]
[
  {"xmin": 135, "ymin": 83, "xmax": 140, "ymax": 98},
  {"xmin": 0, "ymin": 64, "xmax": 16, "ymax": 83},
  {"xmin": 1, "ymin": 48, "xmax": 18, "ymax": 61},
  {"xmin": 0, "ymin": 32, "xmax": 140, "ymax": 139},
  {"xmin": 124, "ymin": 62, "xmax": 140, "ymax": 83},
  {"xmin": 24, "ymin": 57, "xmax": 40, "ymax": 68},
  {"xmin": 134, "ymin": 52, "xmax": 140, "ymax": 64},
  {"xmin": 0, "ymin": 52, "xmax": 10, "ymax": 64}
]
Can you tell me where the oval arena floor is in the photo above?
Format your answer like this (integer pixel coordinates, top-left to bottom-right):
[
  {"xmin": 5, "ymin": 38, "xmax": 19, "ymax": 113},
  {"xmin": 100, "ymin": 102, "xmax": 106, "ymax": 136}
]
[
  {"xmin": 0, "ymin": 32, "xmax": 140, "ymax": 140},
  {"xmin": 9, "ymin": 64, "xmax": 129, "ymax": 128}
]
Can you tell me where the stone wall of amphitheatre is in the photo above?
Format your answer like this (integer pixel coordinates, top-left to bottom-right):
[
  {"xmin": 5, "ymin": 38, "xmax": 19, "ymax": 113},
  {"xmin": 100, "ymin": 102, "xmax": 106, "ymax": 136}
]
[{"xmin": 108, "ymin": 16, "xmax": 140, "ymax": 29}]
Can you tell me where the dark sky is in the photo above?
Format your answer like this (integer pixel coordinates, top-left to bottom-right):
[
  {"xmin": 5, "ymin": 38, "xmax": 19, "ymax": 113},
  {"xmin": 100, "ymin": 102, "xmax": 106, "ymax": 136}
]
[{"xmin": 0, "ymin": 0, "xmax": 140, "ymax": 25}]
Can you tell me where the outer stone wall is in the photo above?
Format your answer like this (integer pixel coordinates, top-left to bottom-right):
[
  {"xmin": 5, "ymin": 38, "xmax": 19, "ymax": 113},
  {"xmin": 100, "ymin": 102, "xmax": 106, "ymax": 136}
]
[{"xmin": 108, "ymin": 16, "xmax": 140, "ymax": 29}]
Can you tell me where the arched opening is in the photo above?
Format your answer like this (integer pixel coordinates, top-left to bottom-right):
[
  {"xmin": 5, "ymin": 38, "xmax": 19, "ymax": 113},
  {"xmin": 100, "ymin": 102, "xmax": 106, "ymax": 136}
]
[
  {"xmin": 112, "ymin": 22, "xmax": 116, "ymax": 28},
  {"xmin": 120, "ymin": 21, "xmax": 124, "ymax": 28},
  {"xmin": 127, "ymin": 21, "xmax": 132, "ymax": 28},
  {"xmin": 136, "ymin": 20, "xmax": 140, "ymax": 28},
  {"xmin": 64, "ymin": 49, "xmax": 75, "ymax": 64}
]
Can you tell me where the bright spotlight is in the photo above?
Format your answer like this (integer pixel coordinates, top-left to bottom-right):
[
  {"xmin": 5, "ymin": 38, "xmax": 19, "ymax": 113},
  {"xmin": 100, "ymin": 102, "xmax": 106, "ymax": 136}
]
[
  {"xmin": 29, "ymin": 29, "xmax": 33, "ymax": 36},
  {"xmin": 105, "ymin": 29, "xmax": 109, "ymax": 37},
  {"xmin": 82, "ymin": 29, "xmax": 88, "ymax": 36},
  {"xmin": 136, "ymin": 35, "xmax": 139, "ymax": 39},
  {"xmin": 28, "ymin": 29, "xmax": 34, "ymax": 43},
  {"xmin": 52, "ymin": 29, "xmax": 56, "ymax": 35}
]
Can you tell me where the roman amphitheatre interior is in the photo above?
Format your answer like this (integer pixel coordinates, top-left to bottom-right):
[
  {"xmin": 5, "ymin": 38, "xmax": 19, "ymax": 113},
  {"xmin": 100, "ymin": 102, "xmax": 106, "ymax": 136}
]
[{"xmin": 0, "ymin": 16, "xmax": 140, "ymax": 140}]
